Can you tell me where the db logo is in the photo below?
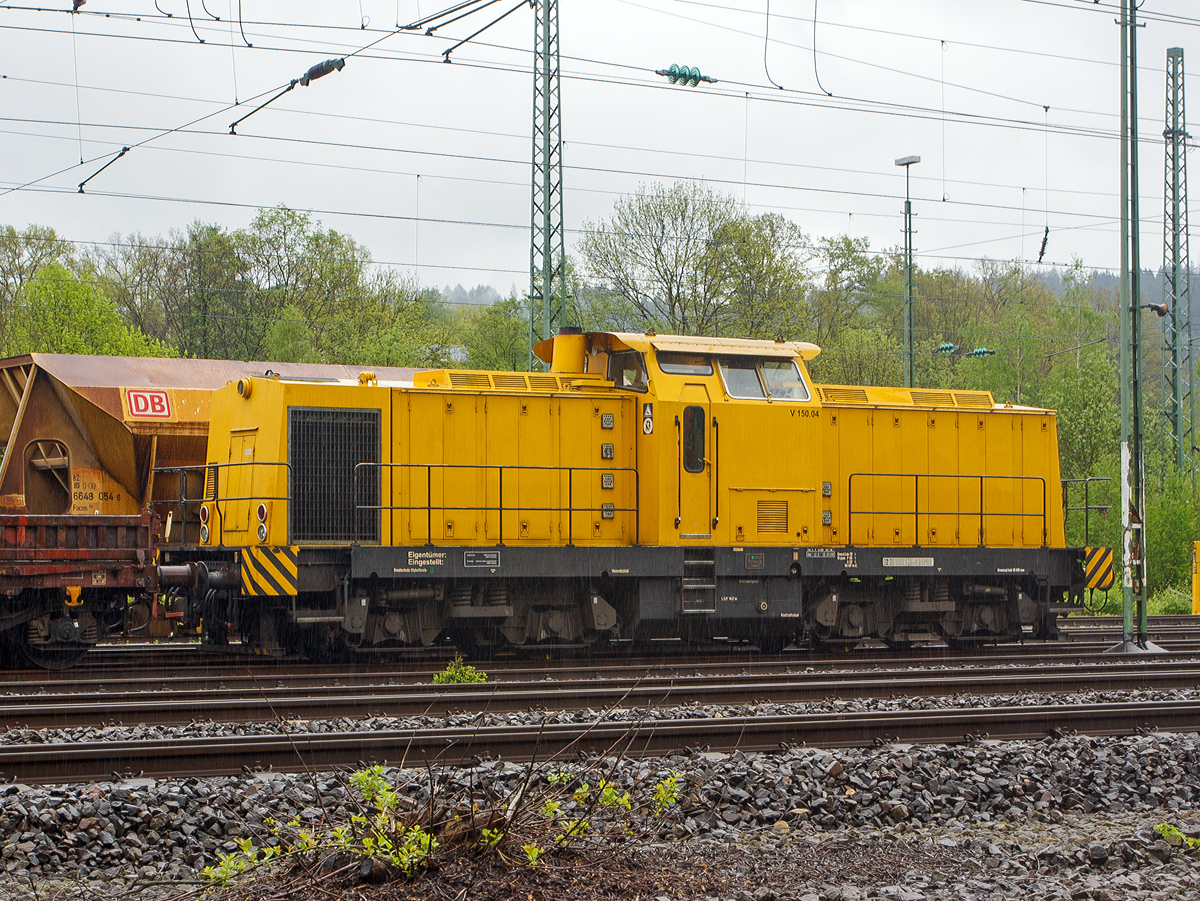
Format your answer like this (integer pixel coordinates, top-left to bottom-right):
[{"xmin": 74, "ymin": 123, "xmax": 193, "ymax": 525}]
[{"xmin": 127, "ymin": 389, "xmax": 172, "ymax": 419}]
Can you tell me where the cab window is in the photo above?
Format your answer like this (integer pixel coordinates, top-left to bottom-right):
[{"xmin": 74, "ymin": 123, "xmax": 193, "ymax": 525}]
[
  {"xmin": 683, "ymin": 405, "xmax": 706, "ymax": 473},
  {"xmin": 761, "ymin": 359, "xmax": 811, "ymax": 401},
  {"xmin": 657, "ymin": 351, "xmax": 713, "ymax": 376},
  {"xmin": 607, "ymin": 351, "xmax": 648, "ymax": 392},
  {"xmin": 716, "ymin": 357, "xmax": 766, "ymax": 399}
]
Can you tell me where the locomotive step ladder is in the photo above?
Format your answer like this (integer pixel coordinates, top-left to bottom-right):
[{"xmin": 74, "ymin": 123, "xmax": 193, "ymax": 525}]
[{"xmin": 681, "ymin": 547, "xmax": 717, "ymax": 614}]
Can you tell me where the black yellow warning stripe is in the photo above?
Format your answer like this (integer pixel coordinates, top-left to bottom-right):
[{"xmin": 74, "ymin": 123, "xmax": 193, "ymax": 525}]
[
  {"xmin": 1084, "ymin": 546, "xmax": 1115, "ymax": 591},
  {"xmin": 241, "ymin": 546, "xmax": 299, "ymax": 597}
]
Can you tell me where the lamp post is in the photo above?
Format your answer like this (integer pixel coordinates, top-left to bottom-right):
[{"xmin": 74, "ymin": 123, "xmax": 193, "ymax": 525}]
[{"xmin": 896, "ymin": 155, "xmax": 920, "ymax": 388}]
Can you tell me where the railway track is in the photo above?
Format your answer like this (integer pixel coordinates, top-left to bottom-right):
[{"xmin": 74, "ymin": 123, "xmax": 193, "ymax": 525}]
[
  {"xmin": 1, "ymin": 699, "xmax": 1195, "ymax": 784},
  {"xmin": 1, "ymin": 657, "xmax": 1199, "ymax": 729}
]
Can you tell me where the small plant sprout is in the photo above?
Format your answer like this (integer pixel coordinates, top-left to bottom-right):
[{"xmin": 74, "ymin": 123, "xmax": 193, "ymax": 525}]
[
  {"xmin": 432, "ymin": 655, "xmax": 488, "ymax": 684},
  {"xmin": 1155, "ymin": 822, "xmax": 1200, "ymax": 849},
  {"xmin": 652, "ymin": 771, "xmax": 683, "ymax": 815},
  {"xmin": 523, "ymin": 842, "xmax": 544, "ymax": 866},
  {"xmin": 598, "ymin": 779, "xmax": 632, "ymax": 810}
]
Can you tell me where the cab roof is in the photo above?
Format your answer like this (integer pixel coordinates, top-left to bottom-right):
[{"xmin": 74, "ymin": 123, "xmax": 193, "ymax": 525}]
[{"xmin": 533, "ymin": 331, "xmax": 821, "ymax": 365}]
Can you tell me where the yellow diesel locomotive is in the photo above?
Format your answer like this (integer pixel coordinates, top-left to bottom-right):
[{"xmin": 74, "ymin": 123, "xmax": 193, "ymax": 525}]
[{"xmin": 158, "ymin": 328, "xmax": 1090, "ymax": 655}]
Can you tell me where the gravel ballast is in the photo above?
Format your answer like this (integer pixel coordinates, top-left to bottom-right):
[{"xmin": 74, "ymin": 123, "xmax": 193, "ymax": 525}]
[{"xmin": 0, "ymin": 726, "xmax": 1197, "ymax": 899}]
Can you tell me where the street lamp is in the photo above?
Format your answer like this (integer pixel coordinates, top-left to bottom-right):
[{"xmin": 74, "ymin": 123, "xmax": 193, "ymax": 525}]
[{"xmin": 896, "ymin": 155, "xmax": 920, "ymax": 389}]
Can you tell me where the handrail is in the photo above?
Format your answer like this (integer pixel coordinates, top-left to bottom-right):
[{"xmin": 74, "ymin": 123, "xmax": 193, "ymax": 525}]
[
  {"xmin": 152, "ymin": 461, "xmax": 291, "ymax": 548},
  {"xmin": 846, "ymin": 471, "xmax": 1047, "ymax": 549},
  {"xmin": 711, "ymin": 415, "xmax": 720, "ymax": 530},
  {"xmin": 1062, "ymin": 476, "xmax": 1112, "ymax": 546},
  {"xmin": 354, "ymin": 462, "xmax": 640, "ymax": 547}
]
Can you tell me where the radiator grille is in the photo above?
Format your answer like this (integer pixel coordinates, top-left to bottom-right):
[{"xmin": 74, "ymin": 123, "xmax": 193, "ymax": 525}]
[
  {"xmin": 289, "ymin": 408, "xmax": 380, "ymax": 543},
  {"xmin": 491, "ymin": 374, "xmax": 528, "ymax": 390},
  {"xmin": 910, "ymin": 390, "xmax": 955, "ymax": 407},
  {"xmin": 757, "ymin": 500, "xmax": 788, "ymax": 533},
  {"xmin": 449, "ymin": 372, "xmax": 491, "ymax": 388},
  {"xmin": 528, "ymin": 375, "xmax": 558, "ymax": 391},
  {"xmin": 820, "ymin": 387, "xmax": 869, "ymax": 404},
  {"xmin": 953, "ymin": 391, "xmax": 994, "ymax": 407}
]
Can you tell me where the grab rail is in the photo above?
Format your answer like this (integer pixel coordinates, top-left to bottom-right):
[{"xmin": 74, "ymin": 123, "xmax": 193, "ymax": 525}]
[
  {"xmin": 846, "ymin": 472, "xmax": 1047, "ymax": 548},
  {"xmin": 353, "ymin": 462, "xmax": 640, "ymax": 547},
  {"xmin": 152, "ymin": 462, "xmax": 291, "ymax": 547}
]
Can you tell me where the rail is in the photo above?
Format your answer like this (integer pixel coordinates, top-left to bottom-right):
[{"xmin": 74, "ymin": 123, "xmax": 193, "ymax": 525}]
[
  {"xmin": 153, "ymin": 462, "xmax": 291, "ymax": 548},
  {"xmin": 847, "ymin": 472, "xmax": 1047, "ymax": 548},
  {"xmin": 353, "ymin": 462, "xmax": 640, "ymax": 546}
]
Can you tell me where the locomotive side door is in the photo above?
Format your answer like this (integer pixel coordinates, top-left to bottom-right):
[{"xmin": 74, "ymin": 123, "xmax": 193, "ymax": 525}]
[
  {"xmin": 224, "ymin": 432, "xmax": 255, "ymax": 533},
  {"xmin": 677, "ymin": 385, "xmax": 712, "ymax": 538}
]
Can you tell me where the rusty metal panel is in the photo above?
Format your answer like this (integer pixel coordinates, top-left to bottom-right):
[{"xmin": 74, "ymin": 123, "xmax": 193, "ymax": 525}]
[{"xmin": 0, "ymin": 511, "xmax": 158, "ymax": 591}]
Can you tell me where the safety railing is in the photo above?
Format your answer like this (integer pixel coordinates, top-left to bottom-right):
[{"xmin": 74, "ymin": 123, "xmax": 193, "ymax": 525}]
[
  {"xmin": 1062, "ymin": 477, "xmax": 1112, "ymax": 546},
  {"xmin": 847, "ymin": 472, "xmax": 1047, "ymax": 548},
  {"xmin": 153, "ymin": 462, "xmax": 291, "ymax": 547},
  {"xmin": 353, "ymin": 462, "xmax": 640, "ymax": 546}
]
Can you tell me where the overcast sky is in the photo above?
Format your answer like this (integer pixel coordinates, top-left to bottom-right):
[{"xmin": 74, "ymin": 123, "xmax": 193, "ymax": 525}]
[{"xmin": 1, "ymin": 0, "xmax": 1198, "ymax": 301}]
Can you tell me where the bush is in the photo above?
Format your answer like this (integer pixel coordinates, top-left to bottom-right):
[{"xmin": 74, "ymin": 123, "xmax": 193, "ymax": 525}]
[
  {"xmin": 432, "ymin": 656, "xmax": 487, "ymax": 684},
  {"xmin": 202, "ymin": 753, "xmax": 688, "ymax": 891}
]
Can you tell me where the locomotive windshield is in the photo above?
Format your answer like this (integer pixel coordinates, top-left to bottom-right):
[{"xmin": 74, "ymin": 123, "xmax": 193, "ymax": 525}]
[
  {"xmin": 761, "ymin": 359, "xmax": 811, "ymax": 401},
  {"xmin": 717, "ymin": 358, "xmax": 766, "ymax": 398},
  {"xmin": 717, "ymin": 357, "xmax": 810, "ymax": 401}
]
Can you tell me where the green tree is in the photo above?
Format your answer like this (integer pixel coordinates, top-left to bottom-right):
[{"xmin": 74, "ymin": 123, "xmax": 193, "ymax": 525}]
[
  {"xmin": 262, "ymin": 304, "xmax": 320, "ymax": 363},
  {"xmin": 0, "ymin": 224, "xmax": 72, "ymax": 337},
  {"xmin": 2, "ymin": 263, "xmax": 172, "ymax": 357},
  {"xmin": 461, "ymin": 295, "xmax": 531, "ymax": 371},
  {"xmin": 710, "ymin": 212, "xmax": 814, "ymax": 340},
  {"xmin": 808, "ymin": 235, "xmax": 887, "ymax": 346},
  {"xmin": 578, "ymin": 181, "xmax": 740, "ymax": 335}
]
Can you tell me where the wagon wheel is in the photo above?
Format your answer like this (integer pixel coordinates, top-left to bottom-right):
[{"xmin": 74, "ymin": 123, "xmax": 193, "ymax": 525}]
[{"xmin": 19, "ymin": 639, "xmax": 88, "ymax": 671}]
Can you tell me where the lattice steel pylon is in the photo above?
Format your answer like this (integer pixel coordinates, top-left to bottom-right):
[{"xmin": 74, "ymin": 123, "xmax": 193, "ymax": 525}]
[
  {"xmin": 527, "ymin": 0, "xmax": 567, "ymax": 370},
  {"xmin": 1163, "ymin": 47, "xmax": 1193, "ymax": 476}
]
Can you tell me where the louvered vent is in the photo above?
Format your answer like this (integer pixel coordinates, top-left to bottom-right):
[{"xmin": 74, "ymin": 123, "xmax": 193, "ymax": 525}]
[
  {"xmin": 204, "ymin": 465, "xmax": 217, "ymax": 501},
  {"xmin": 757, "ymin": 500, "xmax": 788, "ymax": 533},
  {"xmin": 449, "ymin": 372, "xmax": 492, "ymax": 388},
  {"xmin": 910, "ymin": 390, "xmax": 954, "ymax": 407},
  {"xmin": 288, "ymin": 408, "xmax": 380, "ymax": 543},
  {"xmin": 820, "ymin": 387, "xmax": 869, "ymax": 404},
  {"xmin": 953, "ymin": 391, "xmax": 993, "ymax": 407},
  {"xmin": 528, "ymin": 375, "xmax": 558, "ymax": 391},
  {"xmin": 491, "ymin": 374, "xmax": 527, "ymax": 390}
]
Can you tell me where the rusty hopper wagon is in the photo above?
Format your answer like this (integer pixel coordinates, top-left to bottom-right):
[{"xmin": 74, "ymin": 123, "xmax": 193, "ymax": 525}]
[{"xmin": 0, "ymin": 353, "xmax": 421, "ymax": 667}]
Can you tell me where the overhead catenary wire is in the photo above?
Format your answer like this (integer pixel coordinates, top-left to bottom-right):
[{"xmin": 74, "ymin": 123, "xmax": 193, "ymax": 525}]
[
  {"xmin": 0, "ymin": 6, "xmax": 1171, "ymax": 135},
  {"xmin": 0, "ymin": 1, "xmax": 1189, "ymax": 287}
]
